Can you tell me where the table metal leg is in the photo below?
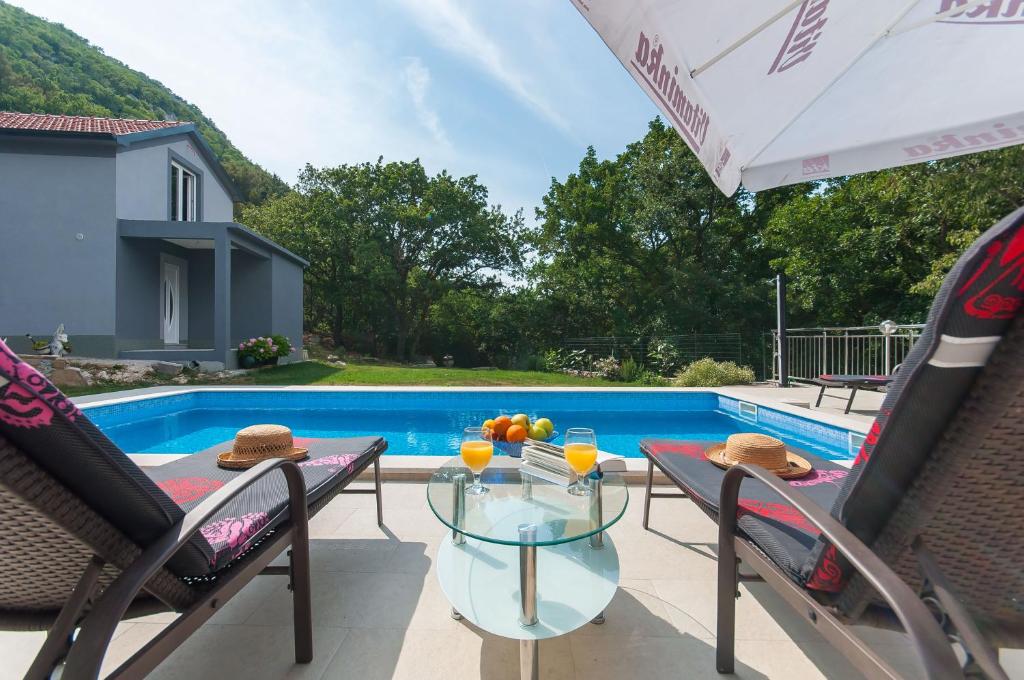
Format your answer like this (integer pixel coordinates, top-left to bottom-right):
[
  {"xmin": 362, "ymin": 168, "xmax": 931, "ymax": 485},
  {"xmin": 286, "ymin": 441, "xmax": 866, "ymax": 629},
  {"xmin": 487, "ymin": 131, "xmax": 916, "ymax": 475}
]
[
  {"xmin": 521, "ymin": 473, "xmax": 533, "ymax": 501},
  {"xmin": 518, "ymin": 524, "xmax": 538, "ymax": 627},
  {"xmin": 450, "ymin": 607, "xmax": 462, "ymax": 621},
  {"xmin": 520, "ymin": 639, "xmax": 538, "ymax": 680},
  {"xmin": 591, "ymin": 610, "xmax": 606, "ymax": 625},
  {"xmin": 589, "ymin": 475, "xmax": 604, "ymax": 549},
  {"xmin": 452, "ymin": 474, "xmax": 466, "ymax": 545},
  {"xmin": 643, "ymin": 458, "xmax": 654, "ymax": 530}
]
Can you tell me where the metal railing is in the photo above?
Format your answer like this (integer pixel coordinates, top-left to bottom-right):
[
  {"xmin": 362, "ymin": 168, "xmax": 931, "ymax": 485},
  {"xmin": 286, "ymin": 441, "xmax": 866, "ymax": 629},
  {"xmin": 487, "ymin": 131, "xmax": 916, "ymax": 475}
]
[
  {"xmin": 767, "ymin": 323, "xmax": 924, "ymax": 382},
  {"xmin": 563, "ymin": 333, "xmax": 743, "ymax": 366}
]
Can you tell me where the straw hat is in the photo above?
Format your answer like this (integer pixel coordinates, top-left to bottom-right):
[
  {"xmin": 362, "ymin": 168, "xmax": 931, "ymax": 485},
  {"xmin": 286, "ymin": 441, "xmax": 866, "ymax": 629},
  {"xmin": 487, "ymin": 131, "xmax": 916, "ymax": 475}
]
[
  {"xmin": 705, "ymin": 433, "xmax": 812, "ymax": 479},
  {"xmin": 217, "ymin": 424, "xmax": 308, "ymax": 469}
]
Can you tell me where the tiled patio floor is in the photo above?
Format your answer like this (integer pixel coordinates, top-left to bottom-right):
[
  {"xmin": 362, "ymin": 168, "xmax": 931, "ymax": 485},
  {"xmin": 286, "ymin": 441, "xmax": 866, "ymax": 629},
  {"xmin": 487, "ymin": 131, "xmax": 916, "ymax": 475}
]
[{"xmin": 4, "ymin": 481, "xmax": 1020, "ymax": 679}]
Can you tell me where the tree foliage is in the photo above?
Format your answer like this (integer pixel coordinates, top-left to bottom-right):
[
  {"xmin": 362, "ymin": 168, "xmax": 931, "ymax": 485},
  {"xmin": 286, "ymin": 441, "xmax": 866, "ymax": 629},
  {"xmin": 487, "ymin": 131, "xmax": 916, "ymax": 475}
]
[
  {"xmin": 764, "ymin": 147, "xmax": 1024, "ymax": 325},
  {"xmin": 530, "ymin": 119, "xmax": 775, "ymax": 346},
  {"xmin": 0, "ymin": 1, "xmax": 289, "ymax": 208},
  {"xmin": 244, "ymin": 159, "xmax": 525, "ymax": 361}
]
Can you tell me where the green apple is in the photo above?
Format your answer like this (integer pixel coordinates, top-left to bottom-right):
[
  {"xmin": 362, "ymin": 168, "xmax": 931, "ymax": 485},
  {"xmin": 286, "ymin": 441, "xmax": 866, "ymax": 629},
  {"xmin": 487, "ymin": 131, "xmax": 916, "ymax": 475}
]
[
  {"xmin": 511, "ymin": 413, "xmax": 530, "ymax": 428},
  {"xmin": 534, "ymin": 417, "xmax": 554, "ymax": 435},
  {"xmin": 528, "ymin": 424, "xmax": 548, "ymax": 441}
]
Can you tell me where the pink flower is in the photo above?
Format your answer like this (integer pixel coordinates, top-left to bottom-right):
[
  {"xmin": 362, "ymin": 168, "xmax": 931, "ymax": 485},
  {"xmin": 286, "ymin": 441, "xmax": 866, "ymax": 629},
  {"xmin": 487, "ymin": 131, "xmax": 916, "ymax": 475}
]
[{"xmin": 249, "ymin": 338, "xmax": 256, "ymax": 343}]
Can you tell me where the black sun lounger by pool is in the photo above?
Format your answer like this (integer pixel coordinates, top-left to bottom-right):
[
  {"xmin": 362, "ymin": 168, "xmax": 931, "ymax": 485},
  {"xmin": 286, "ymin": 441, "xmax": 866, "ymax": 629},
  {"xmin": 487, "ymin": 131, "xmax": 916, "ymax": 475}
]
[
  {"xmin": 0, "ymin": 340, "xmax": 387, "ymax": 680},
  {"xmin": 813, "ymin": 373, "xmax": 894, "ymax": 414},
  {"xmin": 639, "ymin": 205, "xmax": 1024, "ymax": 679}
]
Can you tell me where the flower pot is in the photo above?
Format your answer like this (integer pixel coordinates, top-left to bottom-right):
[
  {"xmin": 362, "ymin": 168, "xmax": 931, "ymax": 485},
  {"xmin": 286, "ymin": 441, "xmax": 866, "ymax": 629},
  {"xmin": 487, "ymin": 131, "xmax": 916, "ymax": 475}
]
[{"xmin": 240, "ymin": 355, "xmax": 256, "ymax": 369}]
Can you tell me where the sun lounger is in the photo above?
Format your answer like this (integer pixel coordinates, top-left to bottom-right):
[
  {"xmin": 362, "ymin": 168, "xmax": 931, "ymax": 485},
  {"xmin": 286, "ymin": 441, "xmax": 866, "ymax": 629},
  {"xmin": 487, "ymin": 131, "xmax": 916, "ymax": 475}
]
[
  {"xmin": 0, "ymin": 340, "xmax": 386, "ymax": 679},
  {"xmin": 813, "ymin": 373, "xmax": 894, "ymax": 414},
  {"xmin": 639, "ymin": 206, "xmax": 1024, "ymax": 679}
]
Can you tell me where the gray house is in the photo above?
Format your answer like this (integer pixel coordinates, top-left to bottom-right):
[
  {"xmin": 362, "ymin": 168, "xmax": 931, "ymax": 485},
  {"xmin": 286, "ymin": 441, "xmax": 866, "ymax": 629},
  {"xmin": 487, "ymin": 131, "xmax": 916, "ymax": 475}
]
[{"xmin": 0, "ymin": 112, "xmax": 305, "ymax": 368}]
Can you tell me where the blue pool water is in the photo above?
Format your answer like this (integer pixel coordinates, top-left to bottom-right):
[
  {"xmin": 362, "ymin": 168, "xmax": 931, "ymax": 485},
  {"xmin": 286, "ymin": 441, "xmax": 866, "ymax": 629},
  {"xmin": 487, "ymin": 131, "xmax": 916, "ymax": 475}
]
[{"xmin": 85, "ymin": 390, "xmax": 858, "ymax": 460}]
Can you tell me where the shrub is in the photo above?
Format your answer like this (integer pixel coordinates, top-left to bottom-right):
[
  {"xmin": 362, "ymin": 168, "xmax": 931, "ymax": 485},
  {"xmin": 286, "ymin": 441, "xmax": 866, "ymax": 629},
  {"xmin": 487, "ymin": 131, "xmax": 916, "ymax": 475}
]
[
  {"xmin": 647, "ymin": 340, "xmax": 681, "ymax": 376},
  {"xmin": 637, "ymin": 371, "xmax": 670, "ymax": 386},
  {"xmin": 673, "ymin": 357, "xmax": 756, "ymax": 387},
  {"xmin": 593, "ymin": 356, "xmax": 621, "ymax": 380},
  {"xmin": 524, "ymin": 354, "xmax": 547, "ymax": 372},
  {"xmin": 619, "ymin": 357, "xmax": 644, "ymax": 383},
  {"xmin": 542, "ymin": 348, "xmax": 564, "ymax": 372},
  {"xmin": 238, "ymin": 335, "xmax": 292, "ymax": 363},
  {"xmin": 270, "ymin": 335, "xmax": 294, "ymax": 358},
  {"xmin": 543, "ymin": 348, "xmax": 588, "ymax": 373}
]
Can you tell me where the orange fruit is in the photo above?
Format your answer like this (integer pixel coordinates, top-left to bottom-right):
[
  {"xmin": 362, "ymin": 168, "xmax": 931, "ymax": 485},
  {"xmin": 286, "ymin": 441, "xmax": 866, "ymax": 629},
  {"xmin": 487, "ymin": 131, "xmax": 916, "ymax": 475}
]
[
  {"xmin": 506, "ymin": 424, "xmax": 527, "ymax": 443},
  {"xmin": 491, "ymin": 415, "xmax": 512, "ymax": 439}
]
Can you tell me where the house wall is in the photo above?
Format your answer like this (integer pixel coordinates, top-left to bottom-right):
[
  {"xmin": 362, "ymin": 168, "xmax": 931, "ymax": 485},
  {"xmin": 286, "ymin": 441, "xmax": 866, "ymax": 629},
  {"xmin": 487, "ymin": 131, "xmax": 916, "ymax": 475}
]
[
  {"xmin": 231, "ymin": 250, "xmax": 272, "ymax": 345},
  {"xmin": 0, "ymin": 138, "xmax": 118, "ymax": 356},
  {"xmin": 114, "ymin": 238, "xmax": 193, "ymax": 351},
  {"xmin": 115, "ymin": 134, "xmax": 234, "ymax": 222},
  {"xmin": 271, "ymin": 253, "xmax": 304, "ymax": 361}
]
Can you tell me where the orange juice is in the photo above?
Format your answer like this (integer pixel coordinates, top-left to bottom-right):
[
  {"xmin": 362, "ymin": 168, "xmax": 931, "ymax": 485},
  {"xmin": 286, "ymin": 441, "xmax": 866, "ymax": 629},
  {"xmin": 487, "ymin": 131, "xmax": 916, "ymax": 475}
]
[
  {"xmin": 564, "ymin": 443, "xmax": 598, "ymax": 475},
  {"xmin": 460, "ymin": 440, "xmax": 493, "ymax": 473}
]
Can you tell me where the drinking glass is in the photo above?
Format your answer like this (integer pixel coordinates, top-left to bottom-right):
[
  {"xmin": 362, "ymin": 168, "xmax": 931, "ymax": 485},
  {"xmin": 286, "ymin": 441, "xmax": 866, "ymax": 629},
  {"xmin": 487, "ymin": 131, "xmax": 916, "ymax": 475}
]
[
  {"xmin": 563, "ymin": 427, "xmax": 598, "ymax": 496},
  {"xmin": 460, "ymin": 427, "xmax": 493, "ymax": 495}
]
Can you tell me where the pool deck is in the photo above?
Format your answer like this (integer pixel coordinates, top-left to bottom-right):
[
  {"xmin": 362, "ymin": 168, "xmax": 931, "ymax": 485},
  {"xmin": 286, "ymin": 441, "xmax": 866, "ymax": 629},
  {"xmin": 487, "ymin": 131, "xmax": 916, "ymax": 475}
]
[
  {"xmin": 5, "ymin": 480, "xmax": 1020, "ymax": 679},
  {"xmin": 73, "ymin": 384, "xmax": 879, "ymax": 478}
]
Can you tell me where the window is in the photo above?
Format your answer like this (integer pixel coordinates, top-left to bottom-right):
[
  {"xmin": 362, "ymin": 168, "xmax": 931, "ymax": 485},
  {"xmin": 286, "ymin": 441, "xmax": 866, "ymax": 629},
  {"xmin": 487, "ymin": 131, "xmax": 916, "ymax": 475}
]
[{"xmin": 170, "ymin": 161, "xmax": 197, "ymax": 221}]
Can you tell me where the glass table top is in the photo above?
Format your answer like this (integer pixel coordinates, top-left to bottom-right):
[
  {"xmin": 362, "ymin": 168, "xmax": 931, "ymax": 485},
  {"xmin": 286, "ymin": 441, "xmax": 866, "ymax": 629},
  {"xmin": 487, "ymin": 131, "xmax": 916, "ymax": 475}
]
[{"xmin": 426, "ymin": 455, "xmax": 628, "ymax": 546}]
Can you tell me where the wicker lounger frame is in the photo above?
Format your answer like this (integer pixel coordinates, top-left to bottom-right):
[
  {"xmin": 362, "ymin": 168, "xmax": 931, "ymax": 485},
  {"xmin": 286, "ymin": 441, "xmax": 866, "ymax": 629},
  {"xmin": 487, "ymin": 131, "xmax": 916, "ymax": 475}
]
[{"xmin": 1, "ymin": 437, "xmax": 384, "ymax": 680}]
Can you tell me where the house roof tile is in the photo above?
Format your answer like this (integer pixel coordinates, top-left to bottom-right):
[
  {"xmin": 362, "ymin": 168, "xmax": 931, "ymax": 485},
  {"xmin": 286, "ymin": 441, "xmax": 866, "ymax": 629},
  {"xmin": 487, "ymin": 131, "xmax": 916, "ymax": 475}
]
[{"xmin": 0, "ymin": 112, "xmax": 190, "ymax": 135}]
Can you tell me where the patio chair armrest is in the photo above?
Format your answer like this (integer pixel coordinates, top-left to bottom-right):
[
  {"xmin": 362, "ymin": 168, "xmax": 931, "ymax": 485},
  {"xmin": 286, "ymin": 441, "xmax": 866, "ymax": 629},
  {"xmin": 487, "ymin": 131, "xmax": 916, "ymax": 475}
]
[
  {"xmin": 719, "ymin": 464, "xmax": 961, "ymax": 679},
  {"xmin": 64, "ymin": 458, "xmax": 309, "ymax": 680}
]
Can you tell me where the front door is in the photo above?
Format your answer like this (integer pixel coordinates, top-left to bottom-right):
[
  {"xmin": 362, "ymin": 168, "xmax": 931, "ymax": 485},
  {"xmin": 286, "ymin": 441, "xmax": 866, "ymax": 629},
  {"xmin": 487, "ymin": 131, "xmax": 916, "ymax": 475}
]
[{"xmin": 162, "ymin": 262, "xmax": 180, "ymax": 344}]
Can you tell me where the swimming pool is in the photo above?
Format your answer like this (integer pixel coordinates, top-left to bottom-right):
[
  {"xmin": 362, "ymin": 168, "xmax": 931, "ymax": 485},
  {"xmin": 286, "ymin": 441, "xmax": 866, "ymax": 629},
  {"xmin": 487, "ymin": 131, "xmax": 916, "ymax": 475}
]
[{"xmin": 84, "ymin": 389, "xmax": 862, "ymax": 461}]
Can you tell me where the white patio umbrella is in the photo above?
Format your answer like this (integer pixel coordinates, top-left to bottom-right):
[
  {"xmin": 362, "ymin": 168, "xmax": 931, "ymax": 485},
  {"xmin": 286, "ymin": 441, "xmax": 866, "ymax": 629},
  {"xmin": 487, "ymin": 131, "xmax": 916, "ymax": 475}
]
[{"xmin": 571, "ymin": 0, "xmax": 1024, "ymax": 195}]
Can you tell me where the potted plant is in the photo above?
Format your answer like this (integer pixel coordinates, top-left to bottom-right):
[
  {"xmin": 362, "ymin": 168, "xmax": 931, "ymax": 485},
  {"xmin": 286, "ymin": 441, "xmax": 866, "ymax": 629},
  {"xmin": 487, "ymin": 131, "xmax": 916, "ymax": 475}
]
[{"xmin": 238, "ymin": 335, "xmax": 293, "ymax": 368}]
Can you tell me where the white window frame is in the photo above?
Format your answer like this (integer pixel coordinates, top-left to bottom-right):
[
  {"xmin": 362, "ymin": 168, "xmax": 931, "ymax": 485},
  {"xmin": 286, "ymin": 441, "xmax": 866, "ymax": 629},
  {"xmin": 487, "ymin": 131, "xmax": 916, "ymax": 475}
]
[{"xmin": 171, "ymin": 161, "xmax": 197, "ymax": 222}]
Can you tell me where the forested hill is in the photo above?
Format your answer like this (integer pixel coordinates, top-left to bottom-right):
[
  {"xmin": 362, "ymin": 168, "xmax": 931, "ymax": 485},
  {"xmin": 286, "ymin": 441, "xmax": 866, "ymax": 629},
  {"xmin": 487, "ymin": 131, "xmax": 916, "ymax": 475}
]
[{"xmin": 0, "ymin": 1, "xmax": 289, "ymax": 206}]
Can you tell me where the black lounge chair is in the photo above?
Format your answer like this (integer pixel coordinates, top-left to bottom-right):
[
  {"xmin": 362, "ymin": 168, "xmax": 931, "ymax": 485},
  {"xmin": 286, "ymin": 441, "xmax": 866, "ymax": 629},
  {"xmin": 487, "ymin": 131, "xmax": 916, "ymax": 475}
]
[
  {"xmin": 640, "ymin": 206, "xmax": 1024, "ymax": 679},
  {"xmin": 812, "ymin": 373, "xmax": 894, "ymax": 414},
  {"xmin": 0, "ymin": 340, "xmax": 386, "ymax": 679}
]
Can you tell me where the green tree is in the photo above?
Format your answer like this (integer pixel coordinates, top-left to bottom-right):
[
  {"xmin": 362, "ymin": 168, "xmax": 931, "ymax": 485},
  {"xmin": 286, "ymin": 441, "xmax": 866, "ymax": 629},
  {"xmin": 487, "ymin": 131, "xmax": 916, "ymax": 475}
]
[
  {"xmin": 763, "ymin": 147, "xmax": 1024, "ymax": 325},
  {"xmin": 530, "ymin": 119, "xmax": 773, "ymax": 348},
  {"xmin": 244, "ymin": 159, "xmax": 525, "ymax": 360}
]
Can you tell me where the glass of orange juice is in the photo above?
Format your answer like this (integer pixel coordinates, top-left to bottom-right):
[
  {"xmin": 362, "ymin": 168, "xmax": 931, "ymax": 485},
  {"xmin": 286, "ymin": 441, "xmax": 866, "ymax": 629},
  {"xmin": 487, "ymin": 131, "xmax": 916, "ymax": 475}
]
[
  {"xmin": 460, "ymin": 427, "xmax": 493, "ymax": 495},
  {"xmin": 564, "ymin": 427, "xmax": 598, "ymax": 496}
]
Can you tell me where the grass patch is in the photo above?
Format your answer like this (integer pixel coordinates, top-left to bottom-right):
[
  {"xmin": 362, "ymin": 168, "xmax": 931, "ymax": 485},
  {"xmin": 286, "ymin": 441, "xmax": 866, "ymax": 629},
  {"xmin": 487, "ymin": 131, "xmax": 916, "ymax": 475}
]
[
  {"xmin": 63, "ymin": 360, "xmax": 645, "ymax": 396},
  {"xmin": 247, "ymin": 361, "xmax": 637, "ymax": 387}
]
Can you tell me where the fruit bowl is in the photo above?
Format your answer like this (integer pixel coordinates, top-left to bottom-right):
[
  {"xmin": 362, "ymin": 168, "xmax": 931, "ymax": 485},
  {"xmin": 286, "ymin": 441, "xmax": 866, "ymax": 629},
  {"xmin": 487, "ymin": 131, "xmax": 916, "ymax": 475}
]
[
  {"xmin": 481, "ymin": 414, "xmax": 557, "ymax": 458},
  {"xmin": 494, "ymin": 430, "xmax": 558, "ymax": 458}
]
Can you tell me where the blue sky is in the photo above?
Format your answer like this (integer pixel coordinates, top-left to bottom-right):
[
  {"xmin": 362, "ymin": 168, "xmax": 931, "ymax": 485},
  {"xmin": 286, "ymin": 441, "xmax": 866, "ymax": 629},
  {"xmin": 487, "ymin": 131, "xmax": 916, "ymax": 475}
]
[{"xmin": 13, "ymin": 0, "xmax": 661, "ymax": 220}]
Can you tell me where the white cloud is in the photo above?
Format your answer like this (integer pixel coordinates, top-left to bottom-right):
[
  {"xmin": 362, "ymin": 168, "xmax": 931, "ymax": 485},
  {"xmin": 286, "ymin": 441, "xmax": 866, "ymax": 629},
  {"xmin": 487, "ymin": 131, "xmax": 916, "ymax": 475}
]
[
  {"xmin": 392, "ymin": 0, "xmax": 570, "ymax": 133},
  {"xmin": 402, "ymin": 57, "xmax": 450, "ymax": 149}
]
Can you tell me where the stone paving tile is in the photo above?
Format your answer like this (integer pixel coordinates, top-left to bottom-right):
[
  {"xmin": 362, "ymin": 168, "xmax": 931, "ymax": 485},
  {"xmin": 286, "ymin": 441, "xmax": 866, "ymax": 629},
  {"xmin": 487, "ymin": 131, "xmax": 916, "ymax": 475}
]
[{"xmin": 5, "ymin": 481, "xmax": 1022, "ymax": 679}]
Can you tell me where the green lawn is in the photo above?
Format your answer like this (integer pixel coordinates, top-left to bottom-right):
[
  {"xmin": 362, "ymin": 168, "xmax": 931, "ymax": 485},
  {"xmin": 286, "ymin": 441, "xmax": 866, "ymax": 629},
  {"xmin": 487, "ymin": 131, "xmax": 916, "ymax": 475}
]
[
  {"xmin": 249, "ymin": 361, "xmax": 635, "ymax": 387},
  {"xmin": 64, "ymin": 360, "xmax": 644, "ymax": 397}
]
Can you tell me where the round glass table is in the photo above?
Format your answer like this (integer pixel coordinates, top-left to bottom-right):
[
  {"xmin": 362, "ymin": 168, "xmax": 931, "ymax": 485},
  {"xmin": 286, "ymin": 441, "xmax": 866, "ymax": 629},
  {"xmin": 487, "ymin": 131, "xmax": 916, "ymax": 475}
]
[{"xmin": 427, "ymin": 455, "xmax": 628, "ymax": 680}]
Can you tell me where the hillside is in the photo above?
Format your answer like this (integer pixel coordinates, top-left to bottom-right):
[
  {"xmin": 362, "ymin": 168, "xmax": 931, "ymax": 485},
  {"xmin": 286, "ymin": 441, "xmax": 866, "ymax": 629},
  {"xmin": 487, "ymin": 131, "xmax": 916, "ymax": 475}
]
[{"xmin": 0, "ymin": 1, "xmax": 289, "ymax": 206}]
